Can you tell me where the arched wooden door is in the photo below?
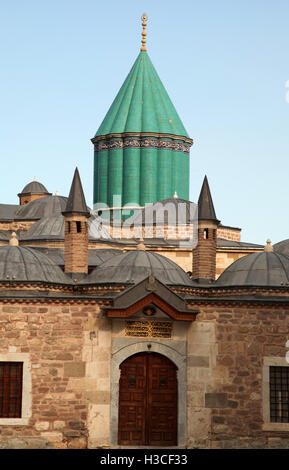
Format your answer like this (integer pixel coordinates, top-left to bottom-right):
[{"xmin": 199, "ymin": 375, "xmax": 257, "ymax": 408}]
[{"xmin": 118, "ymin": 352, "xmax": 178, "ymax": 446}]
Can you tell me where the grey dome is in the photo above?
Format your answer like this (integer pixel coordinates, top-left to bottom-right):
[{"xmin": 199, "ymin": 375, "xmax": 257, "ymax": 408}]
[
  {"xmin": 15, "ymin": 195, "xmax": 68, "ymax": 220},
  {"xmin": 0, "ymin": 246, "xmax": 69, "ymax": 283},
  {"xmin": 21, "ymin": 216, "xmax": 66, "ymax": 240},
  {"xmin": 32, "ymin": 247, "xmax": 121, "ymax": 268},
  {"xmin": 127, "ymin": 198, "xmax": 197, "ymax": 226},
  {"xmin": 274, "ymin": 239, "xmax": 289, "ymax": 257},
  {"xmin": 216, "ymin": 251, "xmax": 289, "ymax": 287},
  {"xmin": 83, "ymin": 250, "xmax": 193, "ymax": 286},
  {"xmin": 21, "ymin": 213, "xmax": 111, "ymax": 241},
  {"xmin": 19, "ymin": 180, "xmax": 50, "ymax": 195}
]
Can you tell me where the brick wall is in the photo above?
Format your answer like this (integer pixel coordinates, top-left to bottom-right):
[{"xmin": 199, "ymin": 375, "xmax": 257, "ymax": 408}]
[
  {"xmin": 19, "ymin": 194, "xmax": 49, "ymax": 206},
  {"xmin": 105, "ymin": 223, "xmax": 240, "ymax": 242},
  {"xmin": 192, "ymin": 227, "xmax": 217, "ymax": 280},
  {"xmin": 217, "ymin": 227, "xmax": 241, "ymax": 242},
  {"xmin": 0, "ymin": 221, "xmax": 35, "ymax": 232},
  {"xmin": 187, "ymin": 303, "xmax": 289, "ymax": 448},
  {"xmin": 0, "ymin": 302, "xmax": 111, "ymax": 449},
  {"xmin": 64, "ymin": 215, "xmax": 88, "ymax": 274}
]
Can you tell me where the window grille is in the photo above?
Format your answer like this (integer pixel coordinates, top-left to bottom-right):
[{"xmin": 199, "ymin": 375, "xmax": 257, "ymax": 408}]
[
  {"xmin": 0, "ymin": 362, "xmax": 23, "ymax": 418},
  {"xmin": 270, "ymin": 366, "xmax": 289, "ymax": 423},
  {"xmin": 125, "ymin": 320, "xmax": 172, "ymax": 338}
]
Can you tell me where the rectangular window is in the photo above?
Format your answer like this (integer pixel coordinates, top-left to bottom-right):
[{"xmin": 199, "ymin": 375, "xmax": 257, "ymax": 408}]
[
  {"xmin": 76, "ymin": 221, "xmax": 82, "ymax": 233},
  {"xmin": 270, "ymin": 366, "xmax": 289, "ymax": 423},
  {"xmin": 0, "ymin": 362, "xmax": 23, "ymax": 418}
]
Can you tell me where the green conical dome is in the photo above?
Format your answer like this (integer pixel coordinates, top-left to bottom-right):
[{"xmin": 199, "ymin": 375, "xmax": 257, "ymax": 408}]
[
  {"xmin": 95, "ymin": 51, "xmax": 189, "ymax": 138},
  {"xmin": 92, "ymin": 47, "xmax": 193, "ymax": 215}
]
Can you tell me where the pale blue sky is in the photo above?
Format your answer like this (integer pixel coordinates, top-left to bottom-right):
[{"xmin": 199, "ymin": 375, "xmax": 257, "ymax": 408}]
[{"xmin": 1, "ymin": 0, "xmax": 289, "ymax": 244}]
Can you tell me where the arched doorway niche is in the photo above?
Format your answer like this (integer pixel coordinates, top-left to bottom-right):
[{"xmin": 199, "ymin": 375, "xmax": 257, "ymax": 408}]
[{"xmin": 110, "ymin": 340, "xmax": 186, "ymax": 447}]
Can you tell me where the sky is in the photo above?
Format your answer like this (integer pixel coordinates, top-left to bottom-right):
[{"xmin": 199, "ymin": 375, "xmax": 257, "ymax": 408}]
[{"xmin": 0, "ymin": 0, "xmax": 289, "ymax": 245}]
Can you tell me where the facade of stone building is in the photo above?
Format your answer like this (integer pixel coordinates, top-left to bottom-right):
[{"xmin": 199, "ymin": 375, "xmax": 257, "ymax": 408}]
[{"xmin": 1, "ymin": 18, "xmax": 289, "ymax": 450}]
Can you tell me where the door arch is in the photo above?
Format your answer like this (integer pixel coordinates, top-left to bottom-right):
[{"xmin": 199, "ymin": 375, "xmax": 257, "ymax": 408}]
[{"xmin": 118, "ymin": 352, "xmax": 178, "ymax": 446}]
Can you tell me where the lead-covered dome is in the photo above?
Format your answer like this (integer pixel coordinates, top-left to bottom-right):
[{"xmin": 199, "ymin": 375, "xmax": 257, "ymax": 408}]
[
  {"xmin": 126, "ymin": 197, "xmax": 197, "ymax": 226},
  {"xmin": 274, "ymin": 239, "xmax": 289, "ymax": 257},
  {"xmin": 0, "ymin": 246, "xmax": 69, "ymax": 283},
  {"xmin": 216, "ymin": 251, "xmax": 289, "ymax": 286},
  {"xmin": 21, "ymin": 213, "xmax": 111, "ymax": 241},
  {"xmin": 82, "ymin": 250, "xmax": 193, "ymax": 286},
  {"xmin": 14, "ymin": 195, "xmax": 69, "ymax": 220},
  {"xmin": 19, "ymin": 180, "xmax": 50, "ymax": 196}
]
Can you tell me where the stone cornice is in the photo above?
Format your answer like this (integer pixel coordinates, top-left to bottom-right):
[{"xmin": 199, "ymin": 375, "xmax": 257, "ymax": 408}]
[
  {"xmin": 185, "ymin": 296, "xmax": 289, "ymax": 307},
  {"xmin": 0, "ymin": 296, "xmax": 113, "ymax": 305}
]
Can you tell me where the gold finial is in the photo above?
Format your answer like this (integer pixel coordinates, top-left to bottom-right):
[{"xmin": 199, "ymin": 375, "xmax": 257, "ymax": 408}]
[
  {"xmin": 264, "ymin": 239, "xmax": 273, "ymax": 252},
  {"xmin": 9, "ymin": 232, "xmax": 19, "ymax": 246},
  {"xmin": 140, "ymin": 13, "xmax": 148, "ymax": 51}
]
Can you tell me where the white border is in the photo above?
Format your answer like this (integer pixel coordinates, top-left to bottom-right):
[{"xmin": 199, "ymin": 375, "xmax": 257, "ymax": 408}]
[
  {"xmin": 262, "ymin": 356, "xmax": 289, "ymax": 431},
  {"xmin": 0, "ymin": 353, "xmax": 32, "ymax": 426}
]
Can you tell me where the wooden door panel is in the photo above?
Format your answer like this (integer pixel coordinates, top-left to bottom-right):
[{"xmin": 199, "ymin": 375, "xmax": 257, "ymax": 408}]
[
  {"xmin": 148, "ymin": 354, "xmax": 177, "ymax": 446},
  {"xmin": 118, "ymin": 352, "xmax": 177, "ymax": 446}
]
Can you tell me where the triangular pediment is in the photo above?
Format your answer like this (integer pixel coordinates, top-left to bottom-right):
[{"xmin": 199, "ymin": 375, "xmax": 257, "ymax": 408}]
[{"xmin": 105, "ymin": 276, "xmax": 198, "ymax": 321}]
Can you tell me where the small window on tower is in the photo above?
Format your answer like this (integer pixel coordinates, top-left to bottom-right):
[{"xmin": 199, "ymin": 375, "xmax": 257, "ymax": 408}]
[
  {"xmin": 67, "ymin": 221, "xmax": 71, "ymax": 233},
  {"xmin": 204, "ymin": 228, "xmax": 209, "ymax": 239},
  {"xmin": 76, "ymin": 221, "xmax": 82, "ymax": 233}
]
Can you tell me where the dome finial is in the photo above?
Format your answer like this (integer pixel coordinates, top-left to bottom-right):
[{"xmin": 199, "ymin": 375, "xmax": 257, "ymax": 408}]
[
  {"xmin": 264, "ymin": 239, "xmax": 273, "ymax": 252},
  {"xmin": 33, "ymin": 176, "xmax": 37, "ymax": 182},
  {"xmin": 140, "ymin": 13, "xmax": 148, "ymax": 51},
  {"xmin": 9, "ymin": 232, "xmax": 19, "ymax": 246},
  {"xmin": 137, "ymin": 236, "xmax": 146, "ymax": 251},
  {"xmin": 173, "ymin": 191, "xmax": 178, "ymax": 199}
]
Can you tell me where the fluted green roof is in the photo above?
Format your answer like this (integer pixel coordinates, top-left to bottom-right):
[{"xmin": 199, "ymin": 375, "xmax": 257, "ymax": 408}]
[{"xmin": 95, "ymin": 51, "xmax": 189, "ymax": 138}]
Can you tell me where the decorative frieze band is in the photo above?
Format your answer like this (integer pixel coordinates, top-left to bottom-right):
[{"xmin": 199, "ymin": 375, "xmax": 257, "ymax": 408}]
[{"xmin": 93, "ymin": 137, "xmax": 191, "ymax": 154}]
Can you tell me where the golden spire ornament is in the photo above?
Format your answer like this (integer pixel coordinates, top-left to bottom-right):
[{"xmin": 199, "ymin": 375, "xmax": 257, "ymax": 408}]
[{"xmin": 140, "ymin": 13, "xmax": 148, "ymax": 51}]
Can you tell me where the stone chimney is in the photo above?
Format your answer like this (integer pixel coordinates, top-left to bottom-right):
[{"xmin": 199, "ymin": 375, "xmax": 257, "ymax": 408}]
[
  {"xmin": 192, "ymin": 176, "xmax": 220, "ymax": 282},
  {"xmin": 62, "ymin": 168, "xmax": 90, "ymax": 279}
]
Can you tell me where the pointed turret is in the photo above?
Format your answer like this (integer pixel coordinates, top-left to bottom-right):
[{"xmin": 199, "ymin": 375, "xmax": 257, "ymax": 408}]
[
  {"xmin": 62, "ymin": 167, "xmax": 90, "ymax": 217},
  {"xmin": 197, "ymin": 175, "xmax": 219, "ymax": 223},
  {"xmin": 192, "ymin": 176, "xmax": 220, "ymax": 283},
  {"xmin": 62, "ymin": 168, "xmax": 90, "ymax": 278},
  {"xmin": 92, "ymin": 15, "xmax": 193, "ymax": 219}
]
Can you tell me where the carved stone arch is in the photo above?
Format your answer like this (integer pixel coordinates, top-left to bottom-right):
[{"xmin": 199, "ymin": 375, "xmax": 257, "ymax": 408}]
[{"xmin": 110, "ymin": 339, "xmax": 187, "ymax": 447}]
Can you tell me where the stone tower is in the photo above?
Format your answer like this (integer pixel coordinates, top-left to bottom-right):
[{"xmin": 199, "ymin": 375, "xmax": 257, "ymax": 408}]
[
  {"xmin": 62, "ymin": 168, "xmax": 90, "ymax": 278},
  {"xmin": 92, "ymin": 16, "xmax": 193, "ymax": 219},
  {"xmin": 192, "ymin": 176, "xmax": 220, "ymax": 282}
]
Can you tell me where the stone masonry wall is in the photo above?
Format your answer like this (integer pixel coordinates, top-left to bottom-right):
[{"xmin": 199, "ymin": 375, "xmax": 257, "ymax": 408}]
[
  {"xmin": 0, "ymin": 302, "xmax": 111, "ymax": 449},
  {"xmin": 187, "ymin": 304, "xmax": 289, "ymax": 449},
  {"xmin": 105, "ymin": 224, "xmax": 240, "ymax": 242}
]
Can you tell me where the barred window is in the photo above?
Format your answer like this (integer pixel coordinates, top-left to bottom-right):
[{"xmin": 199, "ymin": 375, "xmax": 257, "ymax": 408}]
[
  {"xmin": 270, "ymin": 366, "xmax": 289, "ymax": 423},
  {"xmin": 0, "ymin": 362, "xmax": 23, "ymax": 418}
]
